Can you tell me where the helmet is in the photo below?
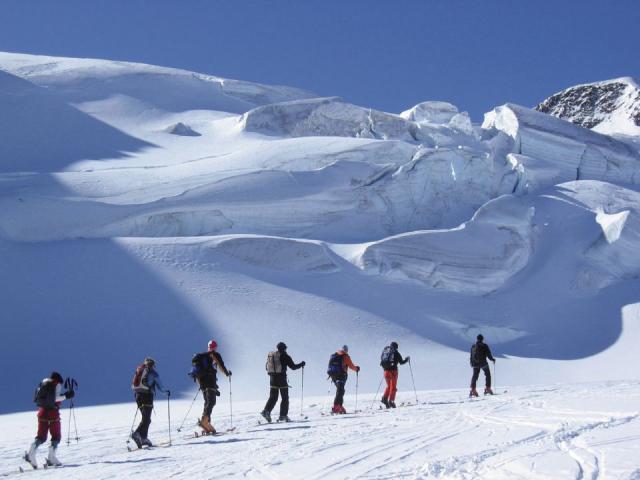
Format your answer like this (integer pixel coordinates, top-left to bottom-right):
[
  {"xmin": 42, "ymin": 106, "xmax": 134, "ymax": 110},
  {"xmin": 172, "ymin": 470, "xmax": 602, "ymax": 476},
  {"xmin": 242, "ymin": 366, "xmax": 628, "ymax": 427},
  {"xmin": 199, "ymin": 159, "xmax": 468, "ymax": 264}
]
[
  {"xmin": 208, "ymin": 340, "xmax": 218, "ymax": 351},
  {"xmin": 144, "ymin": 357, "xmax": 156, "ymax": 367},
  {"xmin": 390, "ymin": 341, "xmax": 399, "ymax": 349},
  {"xmin": 50, "ymin": 372, "xmax": 63, "ymax": 384},
  {"xmin": 341, "ymin": 345, "xmax": 349, "ymax": 353},
  {"xmin": 477, "ymin": 334, "xmax": 484, "ymax": 342},
  {"xmin": 277, "ymin": 342, "xmax": 287, "ymax": 352}
]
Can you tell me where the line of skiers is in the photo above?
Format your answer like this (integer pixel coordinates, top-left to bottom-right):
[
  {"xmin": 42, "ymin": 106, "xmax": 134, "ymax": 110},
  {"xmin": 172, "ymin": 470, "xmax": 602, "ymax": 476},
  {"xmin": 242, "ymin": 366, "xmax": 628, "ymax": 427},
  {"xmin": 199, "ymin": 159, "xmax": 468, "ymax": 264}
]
[{"xmin": 25, "ymin": 335, "xmax": 496, "ymax": 467}]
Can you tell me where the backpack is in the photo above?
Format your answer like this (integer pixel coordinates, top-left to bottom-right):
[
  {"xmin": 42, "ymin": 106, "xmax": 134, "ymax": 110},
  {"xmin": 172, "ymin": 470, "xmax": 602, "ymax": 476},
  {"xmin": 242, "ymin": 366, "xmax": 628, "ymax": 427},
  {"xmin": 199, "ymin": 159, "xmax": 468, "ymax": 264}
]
[
  {"xmin": 380, "ymin": 346, "xmax": 396, "ymax": 369},
  {"xmin": 131, "ymin": 364, "xmax": 150, "ymax": 393},
  {"xmin": 470, "ymin": 343, "xmax": 480, "ymax": 366},
  {"xmin": 33, "ymin": 381, "xmax": 56, "ymax": 409},
  {"xmin": 327, "ymin": 353, "xmax": 345, "ymax": 376},
  {"xmin": 189, "ymin": 352, "xmax": 213, "ymax": 380},
  {"xmin": 266, "ymin": 351, "xmax": 283, "ymax": 374}
]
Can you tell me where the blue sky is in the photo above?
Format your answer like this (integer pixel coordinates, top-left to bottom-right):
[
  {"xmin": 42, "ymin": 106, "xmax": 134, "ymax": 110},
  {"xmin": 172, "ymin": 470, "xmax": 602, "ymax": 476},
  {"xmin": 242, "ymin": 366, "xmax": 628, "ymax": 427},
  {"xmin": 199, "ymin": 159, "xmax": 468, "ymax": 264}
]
[{"xmin": 1, "ymin": 0, "xmax": 638, "ymax": 120}]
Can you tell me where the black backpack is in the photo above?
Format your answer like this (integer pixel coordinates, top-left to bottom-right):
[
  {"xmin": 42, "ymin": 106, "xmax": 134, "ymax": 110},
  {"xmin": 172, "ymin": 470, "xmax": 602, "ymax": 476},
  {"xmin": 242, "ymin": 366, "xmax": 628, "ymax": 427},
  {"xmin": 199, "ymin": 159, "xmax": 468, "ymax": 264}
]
[
  {"xmin": 327, "ymin": 353, "xmax": 344, "ymax": 376},
  {"xmin": 380, "ymin": 346, "xmax": 396, "ymax": 369},
  {"xmin": 470, "ymin": 343, "xmax": 480, "ymax": 366},
  {"xmin": 34, "ymin": 381, "xmax": 56, "ymax": 409}
]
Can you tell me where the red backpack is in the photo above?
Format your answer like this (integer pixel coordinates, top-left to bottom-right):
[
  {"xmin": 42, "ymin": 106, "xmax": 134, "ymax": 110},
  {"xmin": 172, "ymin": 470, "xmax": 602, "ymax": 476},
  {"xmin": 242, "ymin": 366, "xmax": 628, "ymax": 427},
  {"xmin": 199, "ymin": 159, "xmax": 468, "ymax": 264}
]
[{"xmin": 131, "ymin": 364, "xmax": 149, "ymax": 392}]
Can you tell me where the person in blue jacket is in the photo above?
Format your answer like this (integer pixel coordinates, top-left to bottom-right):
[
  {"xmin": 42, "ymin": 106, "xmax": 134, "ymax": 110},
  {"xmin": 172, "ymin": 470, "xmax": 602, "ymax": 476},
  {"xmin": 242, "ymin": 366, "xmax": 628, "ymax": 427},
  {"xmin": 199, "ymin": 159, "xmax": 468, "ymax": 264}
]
[{"xmin": 131, "ymin": 357, "xmax": 169, "ymax": 447}]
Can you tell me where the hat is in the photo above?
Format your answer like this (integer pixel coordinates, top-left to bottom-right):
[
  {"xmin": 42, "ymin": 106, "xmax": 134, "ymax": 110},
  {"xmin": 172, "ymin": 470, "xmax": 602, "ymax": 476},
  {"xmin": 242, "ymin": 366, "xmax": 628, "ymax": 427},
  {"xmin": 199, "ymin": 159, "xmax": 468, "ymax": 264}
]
[
  {"xmin": 50, "ymin": 372, "xmax": 63, "ymax": 384},
  {"xmin": 390, "ymin": 341, "xmax": 399, "ymax": 349},
  {"xmin": 144, "ymin": 357, "xmax": 156, "ymax": 366},
  {"xmin": 208, "ymin": 340, "xmax": 218, "ymax": 351},
  {"xmin": 341, "ymin": 345, "xmax": 349, "ymax": 353},
  {"xmin": 277, "ymin": 342, "xmax": 287, "ymax": 352},
  {"xmin": 477, "ymin": 334, "xmax": 484, "ymax": 341}
]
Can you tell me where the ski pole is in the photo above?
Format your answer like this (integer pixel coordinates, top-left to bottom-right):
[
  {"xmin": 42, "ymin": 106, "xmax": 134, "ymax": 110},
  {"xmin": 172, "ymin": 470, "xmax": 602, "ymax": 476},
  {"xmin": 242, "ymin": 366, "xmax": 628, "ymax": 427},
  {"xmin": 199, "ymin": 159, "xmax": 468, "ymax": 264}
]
[
  {"xmin": 300, "ymin": 366, "xmax": 304, "ymax": 417},
  {"xmin": 493, "ymin": 361, "xmax": 496, "ymax": 392},
  {"xmin": 69, "ymin": 378, "xmax": 79, "ymax": 442},
  {"xmin": 167, "ymin": 391, "xmax": 172, "ymax": 446},
  {"xmin": 408, "ymin": 358, "xmax": 419, "ymax": 404},
  {"xmin": 369, "ymin": 376, "xmax": 384, "ymax": 411},
  {"xmin": 228, "ymin": 376, "xmax": 234, "ymax": 430},
  {"xmin": 177, "ymin": 389, "xmax": 200, "ymax": 432},
  {"xmin": 322, "ymin": 378, "xmax": 332, "ymax": 412},
  {"xmin": 126, "ymin": 404, "xmax": 138, "ymax": 445},
  {"xmin": 355, "ymin": 371, "xmax": 359, "ymax": 413}
]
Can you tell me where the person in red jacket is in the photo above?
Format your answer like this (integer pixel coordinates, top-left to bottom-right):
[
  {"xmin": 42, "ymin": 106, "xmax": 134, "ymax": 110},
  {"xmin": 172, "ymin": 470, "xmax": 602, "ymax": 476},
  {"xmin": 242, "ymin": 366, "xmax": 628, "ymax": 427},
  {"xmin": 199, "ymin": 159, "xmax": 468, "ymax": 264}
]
[
  {"xmin": 327, "ymin": 345, "xmax": 360, "ymax": 414},
  {"xmin": 25, "ymin": 372, "xmax": 75, "ymax": 469},
  {"xmin": 380, "ymin": 342, "xmax": 409, "ymax": 408}
]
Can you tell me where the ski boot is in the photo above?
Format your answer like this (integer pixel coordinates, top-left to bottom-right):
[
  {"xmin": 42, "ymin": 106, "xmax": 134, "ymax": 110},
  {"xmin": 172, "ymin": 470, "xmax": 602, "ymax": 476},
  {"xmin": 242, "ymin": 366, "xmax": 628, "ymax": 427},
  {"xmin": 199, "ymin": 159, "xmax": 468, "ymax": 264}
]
[
  {"xmin": 331, "ymin": 404, "xmax": 342, "ymax": 414},
  {"xmin": 260, "ymin": 410, "xmax": 272, "ymax": 423},
  {"xmin": 389, "ymin": 401, "xmax": 397, "ymax": 408},
  {"xmin": 141, "ymin": 438, "xmax": 153, "ymax": 447},
  {"xmin": 381, "ymin": 397, "xmax": 390, "ymax": 409},
  {"xmin": 198, "ymin": 415, "xmax": 216, "ymax": 434},
  {"xmin": 278, "ymin": 415, "xmax": 291, "ymax": 422},
  {"xmin": 46, "ymin": 444, "xmax": 61, "ymax": 467},
  {"xmin": 484, "ymin": 387, "xmax": 494, "ymax": 396},
  {"xmin": 131, "ymin": 431, "xmax": 143, "ymax": 448},
  {"xmin": 338, "ymin": 405, "xmax": 347, "ymax": 414},
  {"xmin": 24, "ymin": 440, "xmax": 41, "ymax": 469},
  {"xmin": 469, "ymin": 388, "xmax": 479, "ymax": 398}
]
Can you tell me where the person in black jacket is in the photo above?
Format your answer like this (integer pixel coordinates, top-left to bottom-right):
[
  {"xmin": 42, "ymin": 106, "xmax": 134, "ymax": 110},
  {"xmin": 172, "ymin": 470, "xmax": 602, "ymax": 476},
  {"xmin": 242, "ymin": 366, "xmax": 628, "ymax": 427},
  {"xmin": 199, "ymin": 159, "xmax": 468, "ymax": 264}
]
[
  {"xmin": 380, "ymin": 342, "xmax": 409, "ymax": 408},
  {"xmin": 192, "ymin": 340, "xmax": 231, "ymax": 434},
  {"xmin": 261, "ymin": 342, "xmax": 305, "ymax": 423},
  {"xmin": 469, "ymin": 334, "xmax": 495, "ymax": 397}
]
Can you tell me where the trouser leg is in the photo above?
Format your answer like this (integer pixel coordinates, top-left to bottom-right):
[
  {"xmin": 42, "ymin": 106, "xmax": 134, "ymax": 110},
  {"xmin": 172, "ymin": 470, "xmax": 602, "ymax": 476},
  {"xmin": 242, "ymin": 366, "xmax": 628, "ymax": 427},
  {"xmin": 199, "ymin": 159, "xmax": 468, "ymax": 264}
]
[
  {"xmin": 264, "ymin": 387, "xmax": 279, "ymax": 413},
  {"xmin": 334, "ymin": 380, "xmax": 346, "ymax": 406},
  {"xmin": 483, "ymin": 365, "xmax": 492, "ymax": 388},
  {"xmin": 388, "ymin": 371, "xmax": 399, "ymax": 401},
  {"xmin": 36, "ymin": 409, "xmax": 50, "ymax": 443},
  {"xmin": 136, "ymin": 405, "xmax": 152, "ymax": 438},
  {"xmin": 49, "ymin": 412, "xmax": 61, "ymax": 445},
  {"xmin": 470, "ymin": 367, "xmax": 481, "ymax": 389},
  {"xmin": 279, "ymin": 388, "xmax": 290, "ymax": 417},
  {"xmin": 383, "ymin": 371, "xmax": 392, "ymax": 399},
  {"xmin": 202, "ymin": 388, "xmax": 217, "ymax": 418}
]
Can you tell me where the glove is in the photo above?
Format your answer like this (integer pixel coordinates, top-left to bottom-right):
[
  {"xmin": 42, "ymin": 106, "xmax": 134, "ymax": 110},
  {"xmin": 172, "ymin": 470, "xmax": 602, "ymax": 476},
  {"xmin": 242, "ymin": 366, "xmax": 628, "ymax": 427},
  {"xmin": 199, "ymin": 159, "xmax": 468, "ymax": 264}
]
[
  {"xmin": 492, "ymin": 359, "xmax": 496, "ymax": 363},
  {"xmin": 300, "ymin": 361, "xmax": 306, "ymax": 368},
  {"xmin": 356, "ymin": 366, "xmax": 361, "ymax": 372},
  {"xmin": 64, "ymin": 390, "xmax": 75, "ymax": 399},
  {"xmin": 227, "ymin": 370, "xmax": 233, "ymax": 377},
  {"xmin": 167, "ymin": 390, "xmax": 171, "ymax": 397},
  {"xmin": 405, "ymin": 356, "xmax": 411, "ymax": 363}
]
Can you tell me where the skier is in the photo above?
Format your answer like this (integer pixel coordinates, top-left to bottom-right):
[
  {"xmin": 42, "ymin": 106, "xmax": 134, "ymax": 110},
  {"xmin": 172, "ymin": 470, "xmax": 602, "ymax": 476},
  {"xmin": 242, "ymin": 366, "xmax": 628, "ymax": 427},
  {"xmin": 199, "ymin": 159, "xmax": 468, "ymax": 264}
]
[
  {"xmin": 469, "ymin": 334, "xmax": 496, "ymax": 396},
  {"xmin": 379, "ymin": 342, "xmax": 409, "ymax": 408},
  {"xmin": 261, "ymin": 342, "xmax": 305, "ymax": 423},
  {"xmin": 130, "ymin": 357, "xmax": 170, "ymax": 448},
  {"xmin": 25, "ymin": 372, "xmax": 75, "ymax": 469},
  {"xmin": 190, "ymin": 340, "xmax": 231, "ymax": 434},
  {"xmin": 327, "ymin": 345, "xmax": 360, "ymax": 414}
]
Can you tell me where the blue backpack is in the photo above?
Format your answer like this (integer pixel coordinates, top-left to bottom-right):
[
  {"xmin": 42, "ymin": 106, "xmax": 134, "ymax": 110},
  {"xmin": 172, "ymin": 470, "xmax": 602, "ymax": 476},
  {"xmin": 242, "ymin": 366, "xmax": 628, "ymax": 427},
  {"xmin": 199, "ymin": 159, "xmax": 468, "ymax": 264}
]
[
  {"xmin": 327, "ymin": 353, "xmax": 344, "ymax": 376},
  {"xmin": 189, "ymin": 352, "xmax": 213, "ymax": 380}
]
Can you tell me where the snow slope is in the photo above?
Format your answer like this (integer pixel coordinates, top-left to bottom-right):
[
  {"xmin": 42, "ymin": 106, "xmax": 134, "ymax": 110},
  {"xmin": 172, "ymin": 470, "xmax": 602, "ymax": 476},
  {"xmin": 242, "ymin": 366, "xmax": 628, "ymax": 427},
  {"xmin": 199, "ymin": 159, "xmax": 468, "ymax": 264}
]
[
  {"xmin": 1, "ymin": 381, "xmax": 639, "ymax": 479},
  {"xmin": 1, "ymin": 47, "xmax": 640, "ymax": 446}
]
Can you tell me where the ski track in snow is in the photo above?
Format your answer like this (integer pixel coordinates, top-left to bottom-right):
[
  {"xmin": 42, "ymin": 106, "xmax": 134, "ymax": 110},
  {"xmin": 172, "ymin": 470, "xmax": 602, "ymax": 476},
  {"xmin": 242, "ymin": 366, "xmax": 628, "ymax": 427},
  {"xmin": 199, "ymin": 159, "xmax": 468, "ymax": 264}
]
[{"xmin": 1, "ymin": 382, "xmax": 639, "ymax": 480}]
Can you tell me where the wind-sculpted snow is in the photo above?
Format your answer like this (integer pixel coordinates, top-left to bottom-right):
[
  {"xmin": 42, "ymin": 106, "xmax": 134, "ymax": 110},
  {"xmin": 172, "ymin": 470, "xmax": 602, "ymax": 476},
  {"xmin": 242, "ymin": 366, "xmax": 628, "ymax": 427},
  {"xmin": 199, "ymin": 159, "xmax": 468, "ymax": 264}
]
[
  {"xmin": 360, "ymin": 196, "xmax": 535, "ymax": 294},
  {"xmin": 484, "ymin": 103, "xmax": 640, "ymax": 187},
  {"xmin": 240, "ymin": 97, "xmax": 477, "ymax": 147},
  {"xmin": 0, "ymin": 51, "xmax": 316, "ymax": 115}
]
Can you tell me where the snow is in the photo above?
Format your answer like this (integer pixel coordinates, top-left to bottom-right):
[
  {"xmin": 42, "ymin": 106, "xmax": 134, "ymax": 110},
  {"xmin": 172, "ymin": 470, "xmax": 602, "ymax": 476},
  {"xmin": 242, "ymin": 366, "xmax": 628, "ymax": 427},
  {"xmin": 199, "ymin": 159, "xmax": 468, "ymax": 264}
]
[
  {"xmin": 2, "ymin": 50, "xmax": 640, "ymax": 478},
  {"xmin": 1, "ymin": 381, "xmax": 639, "ymax": 479}
]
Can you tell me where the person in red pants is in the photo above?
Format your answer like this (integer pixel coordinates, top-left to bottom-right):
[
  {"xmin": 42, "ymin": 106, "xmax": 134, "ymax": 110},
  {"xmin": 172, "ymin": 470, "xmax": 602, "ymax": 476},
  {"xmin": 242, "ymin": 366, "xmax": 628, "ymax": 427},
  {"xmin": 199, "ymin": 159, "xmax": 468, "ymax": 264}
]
[
  {"xmin": 25, "ymin": 372, "xmax": 75, "ymax": 469},
  {"xmin": 379, "ymin": 342, "xmax": 409, "ymax": 408}
]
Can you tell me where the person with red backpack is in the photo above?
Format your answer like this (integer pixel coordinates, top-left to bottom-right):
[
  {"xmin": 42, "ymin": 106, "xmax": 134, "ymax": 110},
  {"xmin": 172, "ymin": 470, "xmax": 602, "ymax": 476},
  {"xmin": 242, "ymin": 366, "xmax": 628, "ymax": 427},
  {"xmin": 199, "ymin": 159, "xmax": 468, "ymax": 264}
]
[
  {"xmin": 379, "ymin": 342, "xmax": 409, "ymax": 408},
  {"xmin": 469, "ymin": 334, "xmax": 496, "ymax": 397},
  {"xmin": 327, "ymin": 345, "xmax": 360, "ymax": 414},
  {"xmin": 24, "ymin": 372, "xmax": 75, "ymax": 469},
  {"xmin": 189, "ymin": 340, "xmax": 231, "ymax": 434},
  {"xmin": 130, "ymin": 357, "xmax": 170, "ymax": 448},
  {"xmin": 261, "ymin": 342, "xmax": 305, "ymax": 423}
]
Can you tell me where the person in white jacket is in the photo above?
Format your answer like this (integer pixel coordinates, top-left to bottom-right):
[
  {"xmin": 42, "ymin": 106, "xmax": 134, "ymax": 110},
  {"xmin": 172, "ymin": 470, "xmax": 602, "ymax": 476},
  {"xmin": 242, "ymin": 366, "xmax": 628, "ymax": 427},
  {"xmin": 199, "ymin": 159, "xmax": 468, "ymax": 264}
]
[{"xmin": 25, "ymin": 372, "xmax": 75, "ymax": 469}]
